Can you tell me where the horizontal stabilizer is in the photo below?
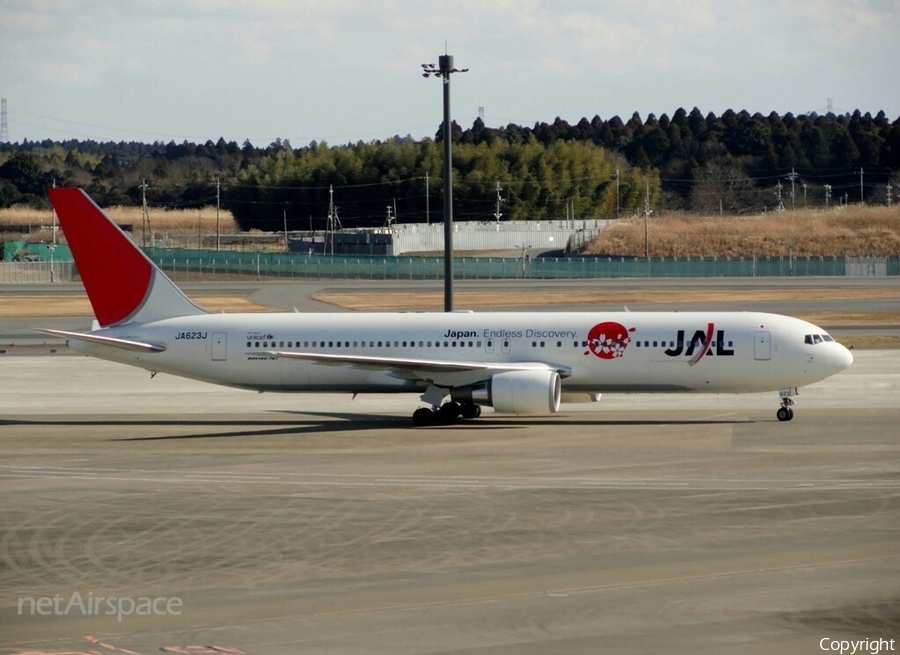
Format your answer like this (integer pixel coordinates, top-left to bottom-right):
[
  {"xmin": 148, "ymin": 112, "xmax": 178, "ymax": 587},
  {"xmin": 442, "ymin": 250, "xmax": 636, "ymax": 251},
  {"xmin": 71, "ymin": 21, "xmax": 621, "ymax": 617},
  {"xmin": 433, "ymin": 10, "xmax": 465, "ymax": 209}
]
[{"xmin": 38, "ymin": 329, "xmax": 166, "ymax": 353}]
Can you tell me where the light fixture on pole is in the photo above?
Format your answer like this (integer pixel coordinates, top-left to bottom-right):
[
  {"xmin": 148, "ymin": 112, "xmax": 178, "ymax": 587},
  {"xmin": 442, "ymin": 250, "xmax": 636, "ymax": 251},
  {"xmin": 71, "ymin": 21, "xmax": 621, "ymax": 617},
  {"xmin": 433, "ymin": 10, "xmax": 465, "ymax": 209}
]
[{"xmin": 422, "ymin": 55, "xmax": 468, "ymax": 312}]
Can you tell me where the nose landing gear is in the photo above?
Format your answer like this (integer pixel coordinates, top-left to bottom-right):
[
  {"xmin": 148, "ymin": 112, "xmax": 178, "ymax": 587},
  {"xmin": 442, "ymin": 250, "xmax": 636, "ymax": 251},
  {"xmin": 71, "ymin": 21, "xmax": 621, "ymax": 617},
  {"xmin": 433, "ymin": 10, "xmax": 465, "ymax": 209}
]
[{"xmin": 776, "ymin": 387, "xmax": 798, "ymax": 421}]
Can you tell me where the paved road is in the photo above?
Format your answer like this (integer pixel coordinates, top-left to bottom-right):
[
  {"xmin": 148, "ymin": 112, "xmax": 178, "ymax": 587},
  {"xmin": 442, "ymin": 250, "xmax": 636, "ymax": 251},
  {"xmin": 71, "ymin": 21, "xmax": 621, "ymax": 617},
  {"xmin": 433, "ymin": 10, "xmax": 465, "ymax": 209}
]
[{"xmin": 1, "ymin": 351, "xmax": 898, "ymax": 654}]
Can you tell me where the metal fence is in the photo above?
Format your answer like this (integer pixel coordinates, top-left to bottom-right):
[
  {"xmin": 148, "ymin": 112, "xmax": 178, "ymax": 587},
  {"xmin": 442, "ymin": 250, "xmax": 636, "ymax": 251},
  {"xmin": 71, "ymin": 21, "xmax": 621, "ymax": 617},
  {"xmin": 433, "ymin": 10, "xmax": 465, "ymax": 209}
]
[
  {"xmin": 4, "ymin": 252, "xmax": 897, "ymax": 284},
  {"xmin": 0, "ymin": 261, "xmax": 74, "ymax": 283},
  {"xmin": 143, "ymin": 248, "xmax": 900, "ymax": 281}
]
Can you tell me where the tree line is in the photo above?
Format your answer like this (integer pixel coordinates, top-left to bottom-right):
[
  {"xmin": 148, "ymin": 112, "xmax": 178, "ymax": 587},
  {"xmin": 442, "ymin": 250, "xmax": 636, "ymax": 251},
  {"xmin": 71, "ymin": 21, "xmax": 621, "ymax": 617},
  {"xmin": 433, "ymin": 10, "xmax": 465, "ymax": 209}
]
[{"xmin": 1, "ymin": 108, "xmax": 898, "ymax": 231}]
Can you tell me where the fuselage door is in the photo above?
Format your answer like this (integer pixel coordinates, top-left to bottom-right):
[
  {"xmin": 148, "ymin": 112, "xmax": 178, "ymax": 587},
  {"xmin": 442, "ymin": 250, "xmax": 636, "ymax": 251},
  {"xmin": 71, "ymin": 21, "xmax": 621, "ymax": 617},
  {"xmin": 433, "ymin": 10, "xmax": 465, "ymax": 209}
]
[
  {"xmin": 754, "ymin": 331, "xmax": 771, "ymax": 361},
  {"xmin": 212, "ymin": 332, "xmax": 227, "ymax": 361}
]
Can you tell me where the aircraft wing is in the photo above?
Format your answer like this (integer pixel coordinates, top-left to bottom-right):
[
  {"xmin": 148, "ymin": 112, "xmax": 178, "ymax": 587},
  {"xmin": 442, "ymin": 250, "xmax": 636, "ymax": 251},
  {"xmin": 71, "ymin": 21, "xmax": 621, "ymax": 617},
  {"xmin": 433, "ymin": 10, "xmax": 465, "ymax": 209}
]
[
  {"xmin": 38, "ymin": 329, "xmax": 167, "ymax": 353},
  {"xmin": 267, "ymin": 350, "xmax": 571, "ymax": 383}
]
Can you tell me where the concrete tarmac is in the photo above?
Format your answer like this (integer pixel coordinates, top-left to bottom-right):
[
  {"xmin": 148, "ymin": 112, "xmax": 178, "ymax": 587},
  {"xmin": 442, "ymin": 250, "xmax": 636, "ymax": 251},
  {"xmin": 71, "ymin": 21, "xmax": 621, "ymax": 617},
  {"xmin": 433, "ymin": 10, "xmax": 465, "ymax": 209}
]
[{"xmin": 1, "ymin": 350, "xmax": 899, "ymax": 654}]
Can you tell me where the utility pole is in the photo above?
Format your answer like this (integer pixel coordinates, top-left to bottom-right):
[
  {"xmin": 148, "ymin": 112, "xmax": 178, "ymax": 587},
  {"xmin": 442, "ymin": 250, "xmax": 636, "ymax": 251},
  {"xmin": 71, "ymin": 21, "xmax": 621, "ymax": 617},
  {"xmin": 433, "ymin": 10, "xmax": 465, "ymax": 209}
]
[
  {"xmin": 140, "ymin": 179, "xmax": 150, "ymax": 247},
  {"xmin": 493, "ymin": 181, "xmax": 503, "ymax": 224},
  {"xmin": 51, "ymin": 178, "xmax": 57, "ymax": 246},
  {"xmin": 326, "ymin": 184, "xmax": 335, "ymax": 255},
  {"xmin": 422, "ymin": 54, "xmax": 468, "ymax": 312},
  {"xmin": 613, "ymin": 169, "xmax": 620, "ymax": 219},
  {"xmin": 888, "ymin": 181, "xmax": 893, "ymax": 208},
  {"xmin": 425, "ymin": 172, "xmax": 430, "ymax": 225},
  {"xmin": 774, "ymin": 180, "xmax": 784, "ymax": 211},
  {"xmin": 643, "ymin": 180, "xmax": 650, "ymax": 259},
  {"xmin": 860, "ymin": 167, "xmax": 864, "ymax": 204},
  {"xmin": 215, "ymin": 176, "xmax": 221, "ymax": 251},
  {"xmin": 802, "ymin": 182, "xmax": 808, "ymax": 207},
  {"xmin": 786, "ymin": 168, "xmax": 799, "ymax": 211}
]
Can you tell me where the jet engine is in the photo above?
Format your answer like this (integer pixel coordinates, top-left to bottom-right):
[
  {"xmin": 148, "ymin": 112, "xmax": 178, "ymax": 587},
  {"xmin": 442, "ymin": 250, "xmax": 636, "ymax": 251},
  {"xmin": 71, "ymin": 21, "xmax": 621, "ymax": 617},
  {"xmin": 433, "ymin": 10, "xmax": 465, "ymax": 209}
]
[{"xmin": 451, "ymin": 370, "xmax": 561, "ymax": 415}]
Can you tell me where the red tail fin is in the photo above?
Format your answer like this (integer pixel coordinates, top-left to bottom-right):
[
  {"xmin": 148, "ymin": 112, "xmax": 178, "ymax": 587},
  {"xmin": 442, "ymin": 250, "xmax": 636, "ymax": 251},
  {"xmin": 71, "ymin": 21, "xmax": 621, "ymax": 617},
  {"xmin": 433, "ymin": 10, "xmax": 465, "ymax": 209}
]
[{"xmin": 48, "ymin": 188, "xmax": 205, "ymax": 327}]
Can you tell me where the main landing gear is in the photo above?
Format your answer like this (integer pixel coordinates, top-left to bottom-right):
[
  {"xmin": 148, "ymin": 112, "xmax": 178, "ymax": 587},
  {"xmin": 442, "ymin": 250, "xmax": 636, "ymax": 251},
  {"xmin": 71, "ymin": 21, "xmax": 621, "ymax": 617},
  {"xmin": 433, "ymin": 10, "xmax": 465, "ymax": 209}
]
[
  {"xmin": 776, "ymin": 387, "xmax": 798, "ymax": 421},
  {"xmin": 412, "ymin": 402, "xmax": 481, "ymax": 426}
]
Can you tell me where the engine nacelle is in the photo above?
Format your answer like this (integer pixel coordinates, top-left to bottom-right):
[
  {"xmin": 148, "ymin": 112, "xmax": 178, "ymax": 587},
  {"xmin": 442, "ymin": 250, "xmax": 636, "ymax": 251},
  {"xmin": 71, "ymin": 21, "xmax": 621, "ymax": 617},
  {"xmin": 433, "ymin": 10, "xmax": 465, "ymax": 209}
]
[{"xmin": 452, "ymin": 370, "xmax": 561, "ymax": 415}]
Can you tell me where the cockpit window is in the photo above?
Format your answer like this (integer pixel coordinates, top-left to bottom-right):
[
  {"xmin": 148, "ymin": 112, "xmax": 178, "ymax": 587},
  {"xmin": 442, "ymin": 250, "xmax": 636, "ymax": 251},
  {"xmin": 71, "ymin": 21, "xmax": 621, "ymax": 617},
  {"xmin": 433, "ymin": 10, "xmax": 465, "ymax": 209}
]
[
  {"xmin": 805, "ymin": 333, "xmax": 834, "ymax": 345},
  {"xmin": 822, "ymin": 334, "xmax": 834, "ymax": 342},
  {"xmin": 813, "ymin": 334, "xmax": 823, "ymax": 344},
  {"xmin": 805, "ymin": 335, "xmax": 814, "ymax": 345}
]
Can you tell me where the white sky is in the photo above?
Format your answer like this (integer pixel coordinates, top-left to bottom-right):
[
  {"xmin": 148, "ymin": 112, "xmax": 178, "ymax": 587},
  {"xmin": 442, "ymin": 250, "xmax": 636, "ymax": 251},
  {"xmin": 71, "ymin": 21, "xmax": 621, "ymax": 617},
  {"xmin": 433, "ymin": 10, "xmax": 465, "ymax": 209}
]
[{"xmin": 1, "ymin": 0, "xmax": 898, "ymax": 146}]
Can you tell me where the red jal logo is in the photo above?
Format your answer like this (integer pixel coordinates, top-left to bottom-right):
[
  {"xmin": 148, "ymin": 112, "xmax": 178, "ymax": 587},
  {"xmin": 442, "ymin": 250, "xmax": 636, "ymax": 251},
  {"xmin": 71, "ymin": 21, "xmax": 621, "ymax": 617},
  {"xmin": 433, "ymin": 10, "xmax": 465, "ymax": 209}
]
[{"xmin": 586, "ymin": 321, "xmax": 636, "ymax": 359}]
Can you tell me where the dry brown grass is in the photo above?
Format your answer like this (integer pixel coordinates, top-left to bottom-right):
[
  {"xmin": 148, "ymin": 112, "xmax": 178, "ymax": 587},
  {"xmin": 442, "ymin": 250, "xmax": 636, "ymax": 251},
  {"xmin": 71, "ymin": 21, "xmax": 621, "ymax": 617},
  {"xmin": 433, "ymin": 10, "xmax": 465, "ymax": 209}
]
[
  {"xmin": 0, "ymin": 205, "xmax": 239, "ymax": 237},
  {"xmin": 0, "ymin": 295, "xmax": 275, "ymax": 318},
  {"xmin": 312, "ymin": 288, "xmax": 900, "ymax": 312},
  {"xmin": 584, "ymin": 205, "xmax": 900, "ymax": 257}
]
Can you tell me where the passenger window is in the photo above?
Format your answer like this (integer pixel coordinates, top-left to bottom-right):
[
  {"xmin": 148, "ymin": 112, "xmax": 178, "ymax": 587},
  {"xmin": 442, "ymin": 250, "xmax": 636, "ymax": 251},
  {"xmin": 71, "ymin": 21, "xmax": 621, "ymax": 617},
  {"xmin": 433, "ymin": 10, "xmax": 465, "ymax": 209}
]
[
  {"xmin": 540, "ymin": 341, "xmax": 545, "ymax": 348},
  {"xmin": 419, "ymin": 341, "xmax": 424, "ymax": 347},
  {"xmin": 557, "ymin": 341, "xmax": 562, "ymax": 348},
  {"xmin": 247, "ymin": 341, "xmax": 251, "ymax": 348},
  {"xmin": 444, "ymin": 341, "xmax": 449, "ymax": 347},
  {"xmin": 653, "ymin": 341, "xmax": 658, "ymax": 347}
]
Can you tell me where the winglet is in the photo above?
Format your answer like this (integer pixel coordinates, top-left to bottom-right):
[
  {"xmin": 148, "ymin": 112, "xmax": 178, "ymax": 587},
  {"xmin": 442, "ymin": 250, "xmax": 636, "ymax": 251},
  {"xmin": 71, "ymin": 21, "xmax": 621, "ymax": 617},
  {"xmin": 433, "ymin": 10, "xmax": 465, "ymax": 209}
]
[{"xmin": 48, "ymin": 188, "xmax": 207, "ymax": 327}]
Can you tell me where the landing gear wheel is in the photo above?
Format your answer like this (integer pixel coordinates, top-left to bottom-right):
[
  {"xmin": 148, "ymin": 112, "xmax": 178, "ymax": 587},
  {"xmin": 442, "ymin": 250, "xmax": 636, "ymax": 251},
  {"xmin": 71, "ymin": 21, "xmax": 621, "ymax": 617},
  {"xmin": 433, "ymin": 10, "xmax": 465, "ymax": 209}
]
[
  {"xmin": 777, "ymin": 394, "xmax": 796, "ymax": 422},
  {"xmin": 434, "ymin": 401, "xmax": 461, "ymax": 425},
  {"xmin": 412, "ymin": 407, "xmax": 434, "ymax": 427},
  {"xmin": 460, "ymin": 403, "xmax": 481, "ymax": 419}
]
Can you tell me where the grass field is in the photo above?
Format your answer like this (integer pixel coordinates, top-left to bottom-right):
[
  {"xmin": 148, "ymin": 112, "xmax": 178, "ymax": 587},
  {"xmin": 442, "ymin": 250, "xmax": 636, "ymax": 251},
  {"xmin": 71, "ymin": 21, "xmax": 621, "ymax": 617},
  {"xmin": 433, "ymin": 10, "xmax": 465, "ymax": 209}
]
[
  {"xmin": 583, "ymin": 205, "xmax": 900, "ymax": 258},
  {"xmin": 0, "ymin": 205, "xmax": 239, "ymax": 240},
  {"xmin": 3, "ymin": 203, "xmax": 900, "ymax": 259}
]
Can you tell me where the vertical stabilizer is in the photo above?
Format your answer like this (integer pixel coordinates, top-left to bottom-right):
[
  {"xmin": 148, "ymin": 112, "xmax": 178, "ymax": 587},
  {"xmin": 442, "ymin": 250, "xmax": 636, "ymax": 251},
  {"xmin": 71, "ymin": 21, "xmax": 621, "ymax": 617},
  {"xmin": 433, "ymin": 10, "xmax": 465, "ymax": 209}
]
[{"xmin": 48, "ymin": 188, "xmax": 207, "ymax": 327}]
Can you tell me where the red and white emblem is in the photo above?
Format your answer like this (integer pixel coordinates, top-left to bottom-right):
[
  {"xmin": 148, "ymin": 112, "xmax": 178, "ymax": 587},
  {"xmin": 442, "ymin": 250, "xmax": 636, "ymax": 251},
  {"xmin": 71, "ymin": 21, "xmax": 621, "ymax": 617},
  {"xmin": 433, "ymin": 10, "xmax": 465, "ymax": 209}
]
[{"xmin": 585, "ymin": 321, "xmax": 636, "ymax": 359}]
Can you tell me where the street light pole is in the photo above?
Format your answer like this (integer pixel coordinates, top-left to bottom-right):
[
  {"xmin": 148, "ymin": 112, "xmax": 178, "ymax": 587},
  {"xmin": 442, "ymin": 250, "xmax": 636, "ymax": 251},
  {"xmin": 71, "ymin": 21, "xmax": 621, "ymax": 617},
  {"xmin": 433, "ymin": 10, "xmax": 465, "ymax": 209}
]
[{"xmin": 423, "ymin": 55, "xmax": 468, "ymax": 312}]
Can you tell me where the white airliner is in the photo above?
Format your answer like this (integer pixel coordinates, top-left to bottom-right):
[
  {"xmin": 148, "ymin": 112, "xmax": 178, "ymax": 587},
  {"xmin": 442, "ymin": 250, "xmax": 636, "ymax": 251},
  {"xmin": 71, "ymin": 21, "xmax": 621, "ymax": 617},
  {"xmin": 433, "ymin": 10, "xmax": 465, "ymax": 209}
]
[{"xmin": 44, "ymin": 188, "xmax": 852, "ymax": 425}]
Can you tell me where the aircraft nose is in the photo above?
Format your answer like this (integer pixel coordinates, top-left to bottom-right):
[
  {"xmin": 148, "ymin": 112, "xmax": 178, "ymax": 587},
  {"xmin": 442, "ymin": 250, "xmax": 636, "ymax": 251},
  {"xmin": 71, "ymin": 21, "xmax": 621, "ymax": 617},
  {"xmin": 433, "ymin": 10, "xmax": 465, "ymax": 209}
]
[
  {"xmin": 839, "ymin": 343, "xmax": 853, "ymax": 369},
  {"xmin": 832, "ymin": 343, "xmax": 854, "ymax": 372}
]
